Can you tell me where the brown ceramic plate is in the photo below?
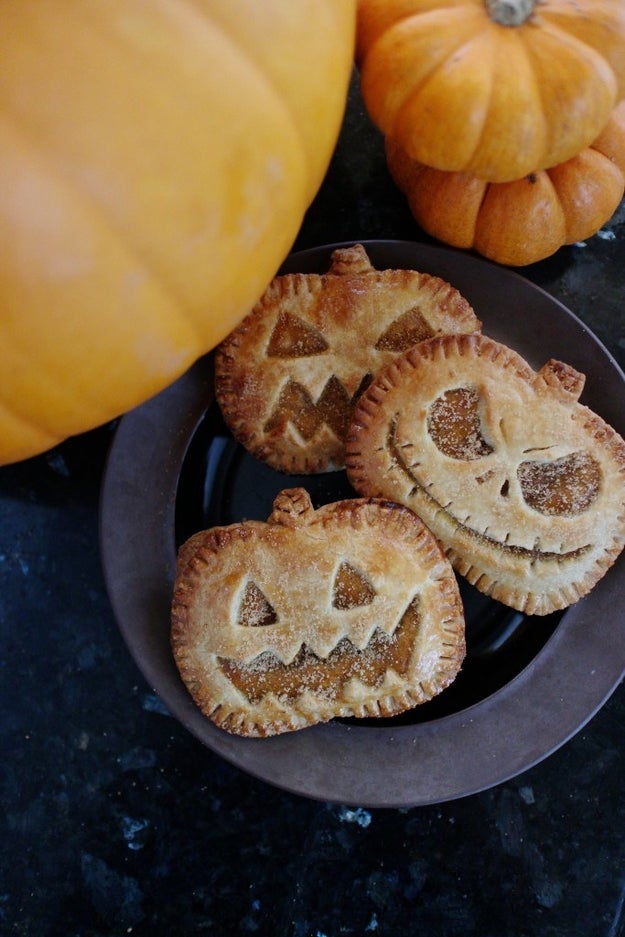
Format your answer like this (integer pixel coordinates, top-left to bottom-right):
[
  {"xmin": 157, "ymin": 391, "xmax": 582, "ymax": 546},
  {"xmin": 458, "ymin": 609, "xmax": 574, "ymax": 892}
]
[{"xmin": 100, "ymin": 240, "xmax": 625, "ymax": 807}]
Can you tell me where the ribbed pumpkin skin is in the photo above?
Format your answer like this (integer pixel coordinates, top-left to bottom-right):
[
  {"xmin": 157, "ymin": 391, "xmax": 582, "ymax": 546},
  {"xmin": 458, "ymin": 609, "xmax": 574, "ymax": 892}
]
[
  {"xmin": 357, "ymin": 0, "xmax": 625, "ymax": 183},
  {"xmin": 0, "ymin": 0, "xmax": 356, "ymax": 464},
  {"xmin": 386, "ymin": 101, "xmax": 625, "ymax": 266}
]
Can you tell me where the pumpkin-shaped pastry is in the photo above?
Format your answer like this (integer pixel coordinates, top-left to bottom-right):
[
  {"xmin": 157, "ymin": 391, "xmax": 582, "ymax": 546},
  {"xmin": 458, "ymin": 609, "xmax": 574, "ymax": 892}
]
[
  {"xmin": 345, "ymin": 334, "xmax": 625, "ymax": 616},
  {"xmin": 214, "ymin": 244, "xmax": 480, "ymax": 473},
  {"xmin": 171, "ymin": 488, "xmax": 465, "ymax": 736}
]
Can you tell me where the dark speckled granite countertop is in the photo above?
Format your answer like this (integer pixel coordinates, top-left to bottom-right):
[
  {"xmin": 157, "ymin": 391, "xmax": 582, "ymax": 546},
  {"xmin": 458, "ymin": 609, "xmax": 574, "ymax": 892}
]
[{"xmin": 2, "ymin": 74, "xmax": 625, "ymax": 937}]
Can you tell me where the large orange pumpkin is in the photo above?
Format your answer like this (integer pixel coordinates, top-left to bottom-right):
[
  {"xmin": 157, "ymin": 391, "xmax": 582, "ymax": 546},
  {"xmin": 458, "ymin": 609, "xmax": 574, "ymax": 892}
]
[
  {"xmin": 386, "ymin": 100, "xmax": 625, "ymax": 266},
  {"xmin": 0, "ymin": 0, "xmax": 356, "ymax": 465},
  {"xmin": 357, "ymin": 0, "xmax": 625, "ymax": 183}
]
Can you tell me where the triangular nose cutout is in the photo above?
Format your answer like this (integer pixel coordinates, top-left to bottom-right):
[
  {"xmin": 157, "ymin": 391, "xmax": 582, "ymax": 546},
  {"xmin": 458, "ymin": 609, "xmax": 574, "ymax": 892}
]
[
  {"xmin": 332, "ymin": 562, "xmax": 376, "ymax": 609},
  {"xmin": 238, "ymin": 581, "xmax": 277, "ymax": 627}
]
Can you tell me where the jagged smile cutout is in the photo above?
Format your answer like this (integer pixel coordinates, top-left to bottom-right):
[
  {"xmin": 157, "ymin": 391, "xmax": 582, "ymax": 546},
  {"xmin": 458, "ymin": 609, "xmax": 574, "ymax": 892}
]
[{"xmin": 219, "ymin": 594, "xmax": 421, "ymax": 704}]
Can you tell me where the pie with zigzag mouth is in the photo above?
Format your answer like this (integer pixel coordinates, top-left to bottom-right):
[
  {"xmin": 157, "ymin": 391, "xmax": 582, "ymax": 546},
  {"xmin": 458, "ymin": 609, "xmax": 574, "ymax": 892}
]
[
  {"xmin": 170, "ymin": 489, "xmax": 465, "ymax": 737},
  {"xmin": 214, "ymin": 243, "xmax": 480, "ymax": 473},
  {"xmin": 345, "ymin": 333, "xmax": 625, "ymax": 616}
]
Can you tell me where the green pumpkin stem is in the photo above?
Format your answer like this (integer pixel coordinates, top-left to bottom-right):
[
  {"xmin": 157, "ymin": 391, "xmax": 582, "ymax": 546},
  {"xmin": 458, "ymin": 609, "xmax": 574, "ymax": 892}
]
[{"xmin": 485, "ymin": 0, "xmax": 535, "ymax": 26}]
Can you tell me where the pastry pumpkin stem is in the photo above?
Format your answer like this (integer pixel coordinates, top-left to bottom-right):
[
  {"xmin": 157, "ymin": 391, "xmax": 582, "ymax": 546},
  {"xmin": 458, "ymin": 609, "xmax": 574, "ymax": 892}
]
[{"xmin": 485, "ymin": 0, "xmax": 535, "ymax": 26}]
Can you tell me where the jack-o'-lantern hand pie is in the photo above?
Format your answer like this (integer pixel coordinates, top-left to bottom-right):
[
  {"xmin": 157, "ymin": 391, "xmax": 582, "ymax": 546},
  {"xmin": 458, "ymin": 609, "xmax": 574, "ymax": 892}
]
[
  {"xmin": 345, "ymin": 334, "xmax": 625, "ymax": 616},
  {"xmin": 214, "ymin": 243, "xmax": 480, "ymax": 474},
  {"xmin": 171, "ymin": 488, "xmax": 465, "ymax": 737}
]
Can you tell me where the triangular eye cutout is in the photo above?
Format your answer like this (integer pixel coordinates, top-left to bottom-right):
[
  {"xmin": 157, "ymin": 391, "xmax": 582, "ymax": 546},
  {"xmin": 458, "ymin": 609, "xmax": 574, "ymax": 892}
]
[
  {"xmin": 332, "ymin": 562, "xmax": 376, "ymax": 609},
  {"xmin": 375, "ymin": 307, "xmax": 435, "ymax": 351},
  {"xmin": 266, "ymin": 312, "xmax": 329, "ymax": 358},
  {"xmin": 238, "ymin": 581, "xmax": 277, "ymax": 627}
]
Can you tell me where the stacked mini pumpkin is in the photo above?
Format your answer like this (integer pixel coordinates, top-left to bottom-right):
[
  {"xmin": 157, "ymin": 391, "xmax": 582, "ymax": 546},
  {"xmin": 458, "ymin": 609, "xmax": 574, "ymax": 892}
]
[{"xmin": 356, "ymin": 0, "xmax": 625, "ymax": 266}]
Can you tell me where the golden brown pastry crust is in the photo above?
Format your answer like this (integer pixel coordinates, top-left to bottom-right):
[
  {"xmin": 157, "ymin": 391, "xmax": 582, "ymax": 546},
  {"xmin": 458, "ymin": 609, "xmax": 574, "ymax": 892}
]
[
  {"xmin": 214, "ymin": 244, "xmax": 480, "ymax": 474},
  {"xmin": 345, "ymin": 333, "xmax": 625, "ymax": 616},
  {"xmin": 171, "ymin": 488, "xmax": 465, "ymax": 736}
]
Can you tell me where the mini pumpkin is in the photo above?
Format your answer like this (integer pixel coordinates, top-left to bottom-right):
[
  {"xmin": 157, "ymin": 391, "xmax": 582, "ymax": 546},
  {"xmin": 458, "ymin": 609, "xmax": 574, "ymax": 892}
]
[
  {"xmin": 346, "ymin": 334, "xmax": 625, "ymax": 616},
  {"xmin": 356, "ymin": 0, "xmax": 625, "ymax": 183},
  {"xmin": 0, "ymin": 0, "xmax": 356, "ymax": 465},
  {"xmin": 171, "ymin": 488, "xmax": 465, "ymax": 736},
  {"xmin": 385, "ymin": 100, "xmax": 625, "ymax": 266}
]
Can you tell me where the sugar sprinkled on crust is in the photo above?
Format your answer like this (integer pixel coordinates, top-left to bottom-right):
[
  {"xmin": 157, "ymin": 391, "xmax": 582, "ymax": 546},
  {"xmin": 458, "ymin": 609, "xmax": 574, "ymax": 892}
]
[
  {"xmin": 171, "ymin": 489, "xmax": 465, "ymax": 737},
  {"xmin": 345, "ymin": 333, "xmax": 625, "ymax": 615},
  {"xmin": 214, "ymin": 244, "xmax": 481, "ymax": 474}
]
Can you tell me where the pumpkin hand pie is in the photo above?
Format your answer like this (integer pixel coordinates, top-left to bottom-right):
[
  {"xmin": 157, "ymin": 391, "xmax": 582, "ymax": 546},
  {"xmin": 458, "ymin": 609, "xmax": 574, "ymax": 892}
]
[
  {"xmin": 214, "ymin": 243, "xmax": 480, "ymax": 473},
  {"xmin": 345, "ymin": 333, "xmax": 625, "ymax": 616},
  {"xmin": 171, "ymin": 488, "xmax": 465, "ymax": 737}
]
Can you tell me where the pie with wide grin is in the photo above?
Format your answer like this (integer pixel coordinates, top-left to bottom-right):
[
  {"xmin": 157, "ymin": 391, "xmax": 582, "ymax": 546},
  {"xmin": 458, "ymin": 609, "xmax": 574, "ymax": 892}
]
[
  {"xmin": 345, "ymin": 333, "xmax": 625, "ymax": 616},
  {"xmin": 170, "ymin": 488, "xmax": 465, "ymax": 736}
]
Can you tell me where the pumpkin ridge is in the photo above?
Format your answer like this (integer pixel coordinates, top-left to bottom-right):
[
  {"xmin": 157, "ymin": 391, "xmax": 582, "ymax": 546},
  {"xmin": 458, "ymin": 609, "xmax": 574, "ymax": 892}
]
[
  {"xmin": 592, "ymin": 100, "xmax": 625, "ymax": 171},
  {"xmin": 1, "ymin": 9, "xmax": 307, "ymax": 319},
  {"xmin": 0, "ymin": 107, "xmax": 202, "ymax": 358},
  {"xmin": 536, "ymin": 2, "xmax": 625, "ymax": 99},
  {"xmin": 361, "ymin": 7, "xmax": 483, "ymax": 139},
  {"xmin": 521, "ymin": 19, "xmax": 619, "ymax": 166},
  {"xmin": 80, "ymin": 0, "xmax": 313, "ymax": 208},
  {"xmin": 200, "ymin": 0, "xmax": 355, "ymax": 204},
  {"xmin": 0, "ymin": 1, "xmax": 300, "ymax": 319},
  {"xmin": 42, "ymin": 166, "xmax": 200, "ymax": 343},
  {"xmin": 0, "ymin": 265, "xmax": 151, "ymax": 435},
  {"xmin": 191, "ymin": 4, "xmax": 318, "ymax": 194},
  {"xmin": 395, "ymin": 30, "xmax": 496, "ymax": 167},
  {"xmin": 549, "ymin": 148, "xmax": 624, "ymax": 243},
  {"xmin": 465, "ymin": 30, "xmax": 548, "ymax": 181}
]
